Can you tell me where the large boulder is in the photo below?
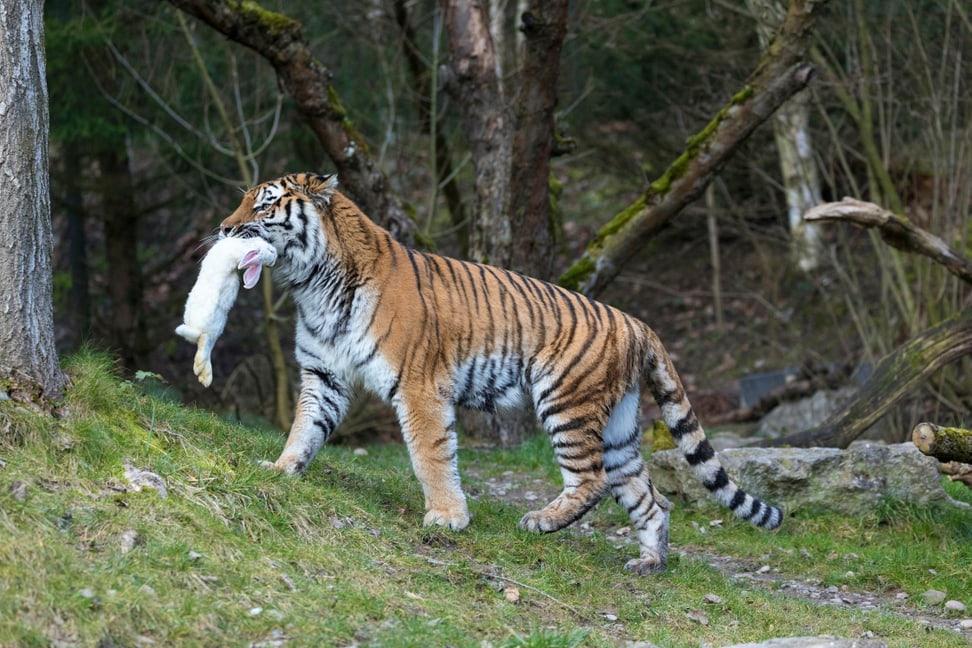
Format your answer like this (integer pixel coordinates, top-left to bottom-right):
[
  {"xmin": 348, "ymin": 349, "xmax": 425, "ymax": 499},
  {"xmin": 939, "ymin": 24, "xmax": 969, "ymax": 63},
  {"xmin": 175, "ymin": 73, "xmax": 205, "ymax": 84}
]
[{"xmin": 649, "ymin": 442, "xmax": 955, "ymax": 515}]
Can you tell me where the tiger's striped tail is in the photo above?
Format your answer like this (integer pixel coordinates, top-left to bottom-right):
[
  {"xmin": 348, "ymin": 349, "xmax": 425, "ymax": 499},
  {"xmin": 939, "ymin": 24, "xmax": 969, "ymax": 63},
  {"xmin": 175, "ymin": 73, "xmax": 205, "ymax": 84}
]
[{"xmin": 644, "ymin": 344, "xmax": 783, "ymax": 530}]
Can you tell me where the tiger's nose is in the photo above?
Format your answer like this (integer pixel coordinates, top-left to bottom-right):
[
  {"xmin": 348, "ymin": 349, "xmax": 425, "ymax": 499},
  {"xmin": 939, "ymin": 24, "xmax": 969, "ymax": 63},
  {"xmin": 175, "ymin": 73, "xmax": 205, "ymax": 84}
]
[{"xmin": 221, "ymin": 224, "xmax": 234, "ymax": 235}]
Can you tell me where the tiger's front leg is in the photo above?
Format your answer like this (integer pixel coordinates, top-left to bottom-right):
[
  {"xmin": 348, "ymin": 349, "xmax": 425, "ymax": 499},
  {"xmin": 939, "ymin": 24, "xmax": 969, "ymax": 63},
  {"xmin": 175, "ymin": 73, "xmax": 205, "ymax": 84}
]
[
  {"xmin": 395, "ymin": 390, "xmax": 470, "ymax": 531},
  {"xmin": 265, "ymin": 368, "xmax": 351, "ymax": 475}
]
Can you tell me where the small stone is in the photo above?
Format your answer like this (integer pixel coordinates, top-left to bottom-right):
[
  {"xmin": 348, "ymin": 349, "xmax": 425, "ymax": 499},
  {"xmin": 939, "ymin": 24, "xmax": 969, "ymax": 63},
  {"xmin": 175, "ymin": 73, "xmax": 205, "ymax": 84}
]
[
  {"xmin": 923, "ymin": 589, "xmax": 947, "ymax": 605},
  {"xmin": 615, "ymin": 526, "xmax": 631, "ymax": 537},
  {"xmin": 10, "ymin": 480, "xmax": 27, "ymax": 502},
  {"xmin": 945, "ymin": 600, "xmax": 967, "ymax": 612},
  {"xmin": 249, "ymin": 607, "xmax": 263, "ymax": 616},
  {"xmin": 0, "ymin": 456, "xmax": 7, "ymax": 468},
  {"xmin": 504, "ymin": 586, "xmax": 520, "ymax": 603},
  {"xmin": 78, "ymin": 588, "xmax": 96, "ymax": 599},
  {"xmin": 120, "ymin": 529, "xmax": 140, "ymax": 553},
  {"xmin": 686, "ymin": 609, "xmax": 708, "ymax": 625},
  {"xmin": 188, "ymin": 550, "xmax": 203, "ymax": 561},
  {"xmin": 958, "ymin": 619, "xmax": 972, "ymax": 630},
  {"xmin": 895, "ymin": 592, "xmax": 909, "ymax": 600},
  {"xmin": 602, "ymin": 612, "xmax": 619, "ymax": 621},
  {"xmin": 757, "ymin": 565, "xmax": 771, "ymax": 574},
  {"xmin": 139, "ymin": 584, "xmax": 157, "ymax": 597},
  {"xmin": 353, "ymin": 448, "xmax": 368, "ymax": 456},
  {"xmin": 703, "ymin": 593, "xmax": 724, "ymax": 605}
]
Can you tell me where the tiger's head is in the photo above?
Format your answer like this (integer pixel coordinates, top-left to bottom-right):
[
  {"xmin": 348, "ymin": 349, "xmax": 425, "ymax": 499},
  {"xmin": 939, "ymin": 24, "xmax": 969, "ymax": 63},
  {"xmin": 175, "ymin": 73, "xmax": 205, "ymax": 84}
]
[{"xmin": 220, "ymin": 173, "xmax": 339, "ymax": 278}]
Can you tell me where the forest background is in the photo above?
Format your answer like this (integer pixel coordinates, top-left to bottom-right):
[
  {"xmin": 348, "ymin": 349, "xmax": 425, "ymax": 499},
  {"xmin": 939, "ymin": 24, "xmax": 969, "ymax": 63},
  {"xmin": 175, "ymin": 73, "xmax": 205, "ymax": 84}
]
[{"xmin": 45, "ymin": 0, "xmax": 972, "ymax": 444}]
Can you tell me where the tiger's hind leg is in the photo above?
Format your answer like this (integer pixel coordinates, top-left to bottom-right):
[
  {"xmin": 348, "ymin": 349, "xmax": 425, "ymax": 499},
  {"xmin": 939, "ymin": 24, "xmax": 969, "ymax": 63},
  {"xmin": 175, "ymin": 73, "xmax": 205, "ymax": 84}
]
[
  {"xmin": 604, "ymin": 391, "xmax": 672, "ymax": 574},
  {"xmin": 519, "ymin": 390, "xmax": 609, "ymax": 534}
]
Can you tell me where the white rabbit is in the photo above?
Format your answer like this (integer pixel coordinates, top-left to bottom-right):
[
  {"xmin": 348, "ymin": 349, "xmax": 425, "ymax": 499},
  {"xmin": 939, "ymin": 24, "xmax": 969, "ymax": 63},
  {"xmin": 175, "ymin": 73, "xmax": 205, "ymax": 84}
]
[{"xmin": 176, "ymin": 237, "xmax": 277, "ymax": 387}]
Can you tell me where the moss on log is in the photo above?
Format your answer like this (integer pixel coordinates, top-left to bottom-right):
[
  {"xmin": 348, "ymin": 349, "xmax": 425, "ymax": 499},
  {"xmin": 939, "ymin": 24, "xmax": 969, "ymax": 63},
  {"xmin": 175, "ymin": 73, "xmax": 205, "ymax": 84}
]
[{"xmin": 913, "ymin": 423, "xmax": 972, "ymax": 464}]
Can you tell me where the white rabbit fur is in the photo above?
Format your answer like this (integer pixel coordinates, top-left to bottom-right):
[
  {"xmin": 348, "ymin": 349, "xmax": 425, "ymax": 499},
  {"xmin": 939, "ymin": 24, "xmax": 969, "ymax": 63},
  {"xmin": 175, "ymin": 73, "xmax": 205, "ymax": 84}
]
[{"xmin": 176, "ymin": 237, "xmax": 277, "ymax": 387}]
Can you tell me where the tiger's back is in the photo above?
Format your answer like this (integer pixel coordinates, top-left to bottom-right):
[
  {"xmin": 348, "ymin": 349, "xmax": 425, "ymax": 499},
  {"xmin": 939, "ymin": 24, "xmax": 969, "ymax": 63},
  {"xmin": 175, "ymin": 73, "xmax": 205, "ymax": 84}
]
[{"xmin": 220, "ymin": 172, "xmax": 782, "ymax": 574}]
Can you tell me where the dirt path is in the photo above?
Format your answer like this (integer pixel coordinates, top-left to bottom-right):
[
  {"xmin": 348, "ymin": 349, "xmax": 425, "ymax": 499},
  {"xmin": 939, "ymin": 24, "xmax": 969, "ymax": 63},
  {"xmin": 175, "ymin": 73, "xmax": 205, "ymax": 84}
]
[{"xmin": 464, "ymin": 465, "xmax": 972, "ymax": 637}]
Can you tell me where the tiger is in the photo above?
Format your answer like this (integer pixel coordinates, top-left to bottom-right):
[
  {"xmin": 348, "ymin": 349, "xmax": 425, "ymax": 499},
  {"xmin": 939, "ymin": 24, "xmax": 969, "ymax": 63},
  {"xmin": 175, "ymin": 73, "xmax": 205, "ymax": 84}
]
[{"xmin": 219, "ymin": 172, "xmax": 782, "ymax": 574}]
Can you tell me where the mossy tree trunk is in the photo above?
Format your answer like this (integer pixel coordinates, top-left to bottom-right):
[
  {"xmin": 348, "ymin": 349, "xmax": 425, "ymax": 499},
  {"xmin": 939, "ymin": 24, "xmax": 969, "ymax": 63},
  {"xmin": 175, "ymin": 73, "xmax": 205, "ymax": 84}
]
[
  {"xmin": 0, "ymin": 0, "xmax": 67, "ymax": 407},
  {"xmin": 558, "ymin": 0, "xmax": 829, "ymax": 298}
]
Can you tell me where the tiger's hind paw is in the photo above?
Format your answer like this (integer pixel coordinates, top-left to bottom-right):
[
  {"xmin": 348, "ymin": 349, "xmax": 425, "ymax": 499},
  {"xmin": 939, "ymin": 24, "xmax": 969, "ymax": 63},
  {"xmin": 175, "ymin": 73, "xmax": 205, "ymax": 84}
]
[
  {"xmin": 624, "ymin": 552, "xmax": 668, "ymax": 575},
  {"xmin": 518, "ymin": 510, "xmax": 559, "ymax": 534}
]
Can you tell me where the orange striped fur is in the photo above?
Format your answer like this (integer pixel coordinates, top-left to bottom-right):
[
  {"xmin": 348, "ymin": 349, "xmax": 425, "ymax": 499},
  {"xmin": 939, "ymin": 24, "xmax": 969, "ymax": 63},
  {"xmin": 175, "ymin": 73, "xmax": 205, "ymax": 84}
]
[{"xmin": 220, "ymin": 173, "xmax": 782, "ymax": 574}]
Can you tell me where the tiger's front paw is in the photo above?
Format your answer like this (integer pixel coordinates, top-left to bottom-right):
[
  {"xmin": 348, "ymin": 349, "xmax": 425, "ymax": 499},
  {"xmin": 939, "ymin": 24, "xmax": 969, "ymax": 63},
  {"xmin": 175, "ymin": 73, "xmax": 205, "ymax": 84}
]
[{"xmin": 422, "ymin": 507, "xmax": 470, "ymax": 531}]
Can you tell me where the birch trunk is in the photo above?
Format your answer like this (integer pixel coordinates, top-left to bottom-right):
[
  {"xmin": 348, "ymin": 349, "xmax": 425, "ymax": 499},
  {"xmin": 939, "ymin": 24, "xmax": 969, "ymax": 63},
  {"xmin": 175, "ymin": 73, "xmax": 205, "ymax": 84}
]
[
  {"xmin": 747, "ymin": 0, "xmax": 824, "ymax": 271},
  {"xmin": 0, "ymin": 0, "xmax": 67, "ymax": 405}
]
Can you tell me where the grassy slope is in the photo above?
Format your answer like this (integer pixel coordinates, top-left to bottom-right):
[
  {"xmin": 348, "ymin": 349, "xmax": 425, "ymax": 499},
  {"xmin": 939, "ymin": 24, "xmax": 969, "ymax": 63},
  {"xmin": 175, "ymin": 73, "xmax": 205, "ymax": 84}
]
[{"xmin": 1, "ymin": 354, "xmax": 970, "ymax": 647}]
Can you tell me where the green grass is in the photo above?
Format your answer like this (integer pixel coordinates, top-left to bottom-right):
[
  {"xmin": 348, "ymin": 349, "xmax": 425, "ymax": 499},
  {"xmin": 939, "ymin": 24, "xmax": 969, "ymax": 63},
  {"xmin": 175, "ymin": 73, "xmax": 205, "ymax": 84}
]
[{"xmin": 1, "ymin": 352, "xmax": 970, "ymax": 646}]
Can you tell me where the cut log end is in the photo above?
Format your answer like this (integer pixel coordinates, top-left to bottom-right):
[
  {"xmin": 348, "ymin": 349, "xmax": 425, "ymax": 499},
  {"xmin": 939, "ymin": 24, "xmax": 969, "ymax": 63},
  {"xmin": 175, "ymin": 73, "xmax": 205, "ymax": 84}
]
[{"xmin": 912, "ymin": 422, "xmax": 972, "ymax": 464}]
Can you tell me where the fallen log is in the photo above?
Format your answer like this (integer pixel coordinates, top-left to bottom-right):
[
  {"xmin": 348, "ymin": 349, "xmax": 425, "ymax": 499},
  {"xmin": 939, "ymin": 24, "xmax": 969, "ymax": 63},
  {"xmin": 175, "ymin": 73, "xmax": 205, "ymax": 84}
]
[{"xmin": 912, "ymin": 422, "xmax": 972, "ymax": 464}]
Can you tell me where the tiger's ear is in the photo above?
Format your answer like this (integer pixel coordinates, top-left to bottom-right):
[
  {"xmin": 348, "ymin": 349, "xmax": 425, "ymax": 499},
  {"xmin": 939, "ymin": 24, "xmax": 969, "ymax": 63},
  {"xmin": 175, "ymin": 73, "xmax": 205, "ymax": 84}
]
[{"xmin": 300, "ymin": 173, "xmax": 339, "ymax": 206}]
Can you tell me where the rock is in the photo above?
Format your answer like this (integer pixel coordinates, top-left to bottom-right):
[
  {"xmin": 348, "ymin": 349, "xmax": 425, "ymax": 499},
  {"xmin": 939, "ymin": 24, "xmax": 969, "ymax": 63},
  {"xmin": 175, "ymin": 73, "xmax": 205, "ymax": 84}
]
[
  {"xmin": 720, "ymin": 637, "xmax": 887, "ymax": 648},
  {"xmin": 922, "ymin": 589, "xmax": 947, "ymax": 605},
  {"xmin": 650, "ymin": 442, "xmax": 951, "ymax": 516},
  {"xmin": 122, "ymin": 459, "xmax": 168, "ymax": 499},
  {"xmin": 10, "ymin": 480, "xmax": 27, "ymax": 502},
  {"xmin": 757, "ymin": 388, "xmax": 854, "ymax": 438},
  {"xmin": 120, "ymin": 529, "xmax": 140, "ymax": 554},
  {"xmin": 945, "ymin": 599, "xmax": 967, "ymax": 612},
  {"xmin": 958, "ymin": 619, "xmax": 972, "ymax": 630}
]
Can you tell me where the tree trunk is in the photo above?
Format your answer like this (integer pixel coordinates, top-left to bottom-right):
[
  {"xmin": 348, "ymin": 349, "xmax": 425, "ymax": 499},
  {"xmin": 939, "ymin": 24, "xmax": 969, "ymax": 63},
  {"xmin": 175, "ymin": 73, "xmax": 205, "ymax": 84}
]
[
  {"xmin": 0, "ymin": 0, "xmax": 67, "ymax": 405},
  {"xmin": 746, "ymin": 0, "xmax": 824, "ymax": 272},
  {"xmin": 559, "ymin": 0, "xmax": 829, "ymax": 298},
  {"xmin": 441, "ymin": 0, "xmax": 513, "ymax": 266},
  {"xmin": 912, "ymin": 423, "xmax": 972, "ymax": 465},
  {"xmin": 166, "ymin": 0, "xmax": 415, "ymax": 243},
  {"xmin": 757, "ymin": 305, "xmax": 972, "ymax": 448},
  {"xmin": 507, "ymin": 1, "xmax": 567, "ymax": 280}
]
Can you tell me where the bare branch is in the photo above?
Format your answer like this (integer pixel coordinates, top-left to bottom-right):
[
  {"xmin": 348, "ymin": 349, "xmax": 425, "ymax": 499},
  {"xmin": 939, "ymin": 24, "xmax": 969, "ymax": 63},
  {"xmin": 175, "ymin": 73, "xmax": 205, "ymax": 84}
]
[{"xmin": 804, "ymin": 198, "xmax": 972, "ymax": 285}]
